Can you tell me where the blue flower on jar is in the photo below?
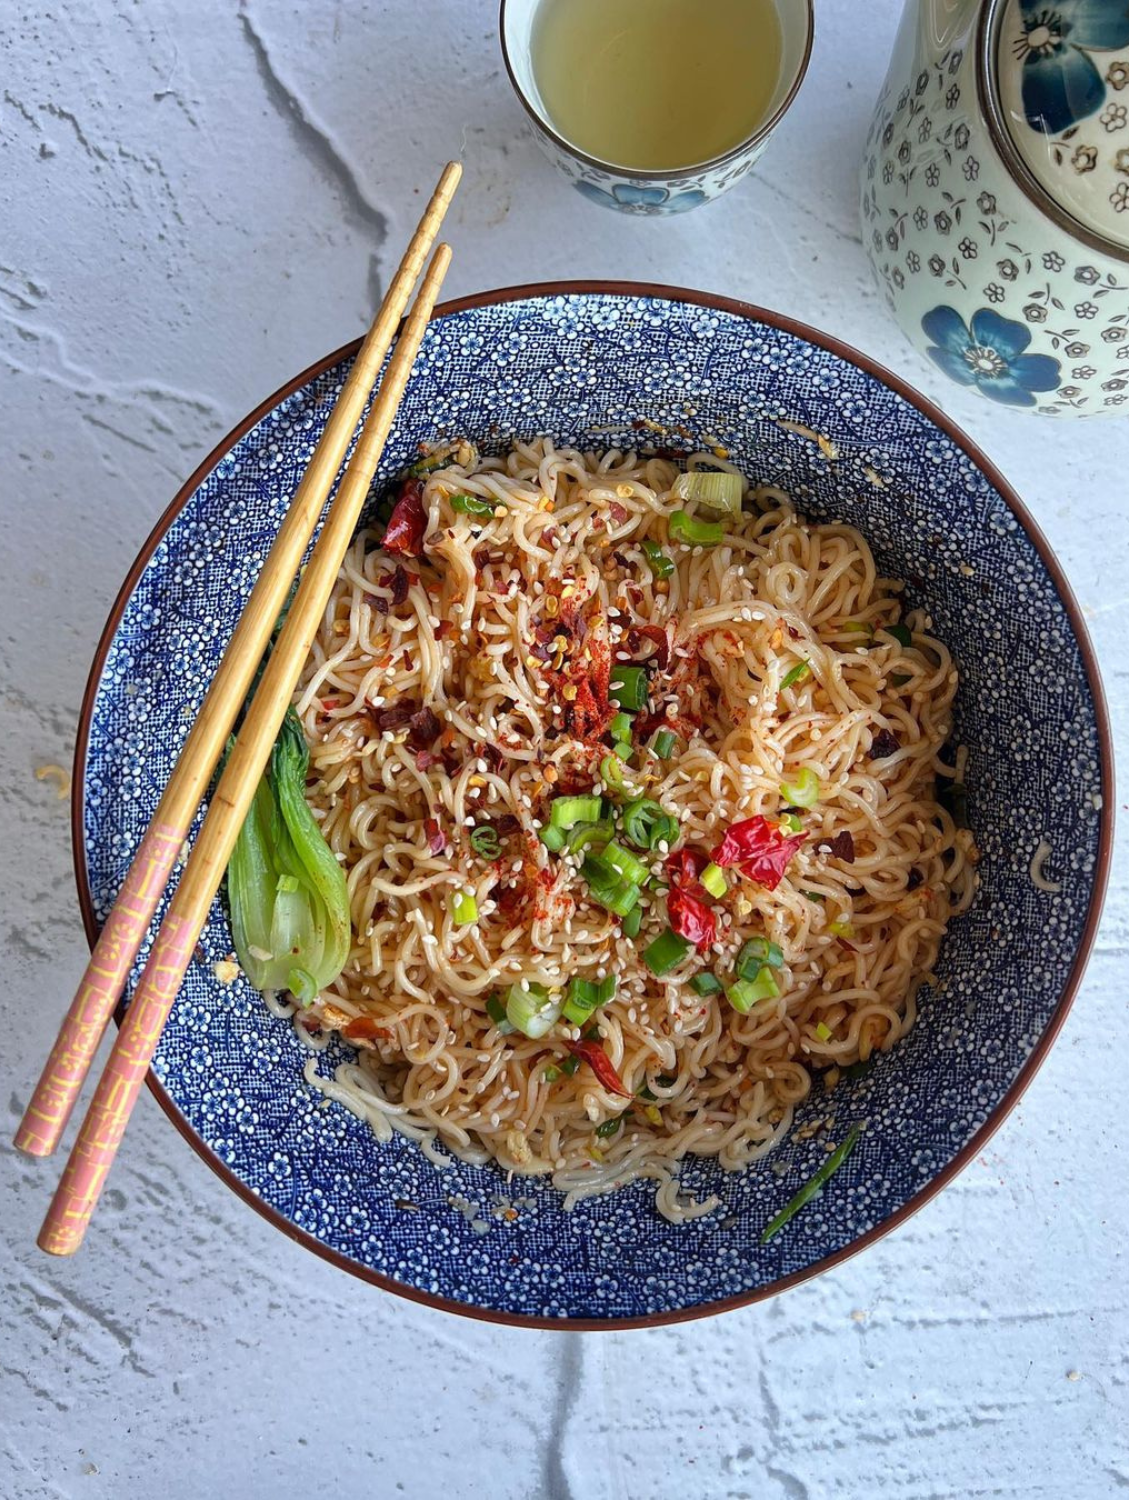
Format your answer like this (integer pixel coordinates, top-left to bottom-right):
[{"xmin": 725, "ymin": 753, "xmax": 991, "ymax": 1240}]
[
  {"xmin": 921, "ymin": 305, "xmax": 1062, "ymax": 406},
  {"xmin": 1015, "ymin": 0, "xmax": 1129, "ymax": 135}
]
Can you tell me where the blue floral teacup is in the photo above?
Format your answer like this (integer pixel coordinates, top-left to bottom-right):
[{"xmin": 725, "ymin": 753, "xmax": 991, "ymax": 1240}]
[{"xmin": 499, "ymin": 0, "xmax": 814, "ymax": 215}]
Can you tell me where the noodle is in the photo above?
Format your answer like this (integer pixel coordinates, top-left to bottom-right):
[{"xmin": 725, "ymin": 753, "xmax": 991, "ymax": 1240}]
[{"xmin": 289, "ymin": 438, "xmax": 976, "ymax": 1221}]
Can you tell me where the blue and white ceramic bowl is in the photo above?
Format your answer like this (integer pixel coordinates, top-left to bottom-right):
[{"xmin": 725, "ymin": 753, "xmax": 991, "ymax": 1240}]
[
  {"xmin": 76, "ymin": 285, "xmax": 1112, "ymax": 1327},
  {"xmin": 499, "ymin": 0, "xmax": 814, "ymax": 214}
]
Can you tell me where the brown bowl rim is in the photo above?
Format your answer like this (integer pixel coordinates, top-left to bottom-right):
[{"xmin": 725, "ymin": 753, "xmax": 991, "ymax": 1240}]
[{"xmin": 71, "ymin": 280, "xmax": 1114, "ymax": 1331}]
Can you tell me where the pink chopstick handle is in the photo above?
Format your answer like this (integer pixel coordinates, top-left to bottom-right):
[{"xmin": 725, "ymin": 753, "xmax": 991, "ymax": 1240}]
[
  {"xmin": 37, "ymin": 903, "xmax": 201, "ymax": 1255},
  {"xmin": 16, "ymin": 821, "xmax": 184, "ymax": 1158}
]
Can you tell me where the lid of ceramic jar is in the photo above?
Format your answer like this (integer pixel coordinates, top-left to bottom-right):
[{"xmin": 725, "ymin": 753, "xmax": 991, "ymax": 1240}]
[{"xmin": 990, "ymin": 0, "xmax": 1129, "ymax": 252}]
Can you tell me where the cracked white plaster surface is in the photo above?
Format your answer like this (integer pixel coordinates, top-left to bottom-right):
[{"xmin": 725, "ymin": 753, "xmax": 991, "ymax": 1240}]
[{"xmin": 2, "ymin": 2, "xmax": 1128, "ymax": 1498}]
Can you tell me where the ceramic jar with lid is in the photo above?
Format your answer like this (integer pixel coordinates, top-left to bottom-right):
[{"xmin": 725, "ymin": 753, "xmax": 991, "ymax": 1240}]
[{"xmin": 863, "ymin": 0, "xmax": 1129, "ymax": 415}]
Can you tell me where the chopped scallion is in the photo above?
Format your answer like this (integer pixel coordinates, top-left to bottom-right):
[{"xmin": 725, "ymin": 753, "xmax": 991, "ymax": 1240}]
[
  {"xmin": 504, "ymin": 981, "xmax": 562, "ymax": 1039},
  {"xmin": 542, "ymin": 1064, "xmax": 561, "ymax": 1082},
  {"xmin": 609, "ymin": 711, "xmax": 634, "ymax": 743},
  {"xmin": 643, "ymin": 928, "xmax": 693, "ymax": 976},
  {"xmin": 450, "ymin": 492, "xmax": 498, "ymax": 518},
  {"xmin": 651, "ymin": 729, "xmax": 677, "ymax": 759},
  {"xmin": 815, "ymin": 1021, "xmax": 833, "ymax": 1042},
  {"xmin": 621, "ymin": 904, "xmax": 643, "ymax": 939},
  {"xmin": 669, "ymin": 509, "xmax": 725, "ymax": 547},
  {"xmin": 581, "ymin": 855, "xmax": 640, "ymax": 917},
  {"xmin": 550, "ymin": 794, "xmax": 603, "ymax": 830},
  {"xmin": 779, "ymin": 766, "xmax": 821, "ymax": 809},
  {"xmin": 727, "ymin": 967, "xmax": 780, "ymax": 1012},
  {"xmin": 622, "ymin": 797, "xmax": 677, "ymax": 851},
  {"xmin": 760, "ymin": 1123, "xmax": 862, "ymax": 1244},
  {"xmin": 609, "ymin": 665, "xmax": 648, "ymax": 711},
  {"xmin": 600, "ymin": 753, "xmax": 631, "ymax": 794},
  {"xmin": 562, "ymin": 819, "xmax": 613, "ymax": 856},
  {"xmin": 881, "ymin": 623, "xmax": 913, "ymax": 648},
  {"xmin": 562, "ymin": 974, "xmax": 617, "ymax": 1026},
  {"xmin": 538, "ymin": 824, "xmax": 566, "ymax": 852},
  {"xmin": 672, "ymin": 469, "xmax": 744, "ymax": 515},
  {"xmin": 561, "ymin": 1054, "xmax": 581, "ymax": 1077},
  {"xmin": 469, "ymin": 824, "xmax": 501, "ymax": 858},
  {"xmin": 689, "ymin": 971, "xmax": 723, "ymax": 996},
  {"xmin": 780, "ymin": 812, "xmax": 804, "ymax": 834},
  {"xmin": 829, "ymin": 920, "xmax": 855, "ymax": 939},
  {"xmin": 486, "ymin": 993, "xmax": 515, "ymax": 1035},
  {"xmin": 600, "ymin": 840, "xmax": 650, "ymax": 886},
  {"xmin": 641, "ymin": 539, "xmax": 674, "ymax": 580},
  {"xmin": 595, "ymin": 1115, "xmax": 624, "ymax": 1139},
  {"xmin": 699, "ymin": 862, "xmax": 728, "ymax": 899},
  {"xmin": 450, "ymin": 890, "xmax": 478, "ymax": 926},
  {"xmin": 780, "ymin": 660, "xmax": 811, "ymax": 692},
  {"xmin": 735, "ymin": 936, "xmax": 785, "ymax": 979}
]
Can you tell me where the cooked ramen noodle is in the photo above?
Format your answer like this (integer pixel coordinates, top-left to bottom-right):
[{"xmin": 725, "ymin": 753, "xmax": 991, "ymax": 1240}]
[{"xmin": 285, "ymin": 438, "xmax": 976, "ymax": 1221}]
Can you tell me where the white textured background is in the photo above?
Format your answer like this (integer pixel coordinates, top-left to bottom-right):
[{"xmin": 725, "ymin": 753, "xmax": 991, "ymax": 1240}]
[{"xmin": 2, "ymin": 2, "xmax": 1127, "ymax": 1496}]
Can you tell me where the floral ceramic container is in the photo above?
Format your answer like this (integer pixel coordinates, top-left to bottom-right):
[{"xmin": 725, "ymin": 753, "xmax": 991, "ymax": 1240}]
[
  {"xmin": 863, "ymin": 0, "xmax": 1129, "ymax": 414},
  {"xmin": 499, "ymin": 0, "xmax": 813, "ymax": 214}
]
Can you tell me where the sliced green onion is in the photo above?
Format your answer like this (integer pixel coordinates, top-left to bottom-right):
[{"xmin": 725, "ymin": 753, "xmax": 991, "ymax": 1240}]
[
  {"xmin": 450, "ymin": 492, "xmax": 497, "ymax": 518},
  {"xmin": 803, "ymin": 890, "xmax": 826, "ymax": 903},
  {"xmin": 561, "ymin": 1053, "xmax": 581, "ymax": 1077},
  {"xmin": 600, "ymin": 840, "xmax": 650, "ymax": 886},
  {"xmin": 622, "ymin": 797, "xmax": 677, "ymax": 851},
  {"xmin": 699, "ymin": 862, "xmax": 728, "ymax": 899},
  {"xmin": 609, "ymin": 711, "xmax": 634, "ymax": 743},
  {"xmin": 815, "ymin": 1021, "xmax": 833, "ymax": 1042},
  {"xmin": 780, "ymin": 812, "xmax": 805, "ymax": 834},
  {"xmin": 600, "ymin": 753, "xmax": 632, "ymax": 794},
  {"xmin": 562, "ymin": 974, "xmax": 617, "ymax": 1025},
  {"xmin": 780, "ymin": 660, "xmax": 811, "ymax": 692},
  {"xmin": 727, "ymin": 967, "xmax": 780, "ymax": 1012},
  {"xmin": 450, "ymin": 890, "xmax": 478, "ymax": 926},
  {"xmin": 538, "ymin": 824, "xmax": 566, "ymax": 852},
  {"xmin": 672, "ymin": 469, "xmax": 744, "ymax": 515},
  {"xmin": 595, "ymin": 1115, "xmax": 624, "ymax": 1139},
  {"xmin": 562, "ymin": 819, "xmax": 613, "ymax": 856},
  {"xmin": 550, "ymin": 794, "xmax": 603, "ymax": 830},
  {"xmin": 736, "ymin": 936, "xmax": 785, "ymax": 979},
  {"xmin": 542, "ymin": 1064, "xmax": 561, "ymax": 1082},
  {"xmin": 669, "ymin": 509, "xmax": 724, "ymax": 547},
  {"xmin": 486, "ymin": 993, "xmax": 515, "ymax": 1035},
  {"xmin": 643, "ymin": 928, "xmax": 693, "ymax": 976},
  {"xmin": 881, "ymin": 623, "xmax": 913, "ymax": 648},
  {"xmin": 276, "ymin": 873, "xmax": 300, "ymax": 894},
  {"xmin": 651, "ymin": 729, "xmax": 677, "ymax": 759},
  {"xmin": 504, "ymin": 981, "xmax": 562, "ymax": 1039},
  {"xmin": 843, "ymin": 620, "xmax": 873, "ymax": 636},
  {"xmin": 780, "ymin": 766, "xmax": 821, "ymax": 809},
  {"xmin": 829, "ymin": 920, "xmax": 855, "ymax": 939},
  {"xmin": 641, "ymin": 539, "xmax": 674, "ymax": 580},
  {"xmin": 581, "ymin": 855, "xmax": 640, "ymax": 917},
  {"xmin": 760, "ymin": 1123, "xmax": 862, "ymax": 1244},
  {"xmin": 690, "ymin": 971, "xmax": 723, "ymax": 996},
  {"xmin": 609, "ymin": 665, "xmax": 648, "ymax": 711},
  {"xmin": 469, "ymin": 824, "xmax": 501, "ymax": 858},
  {"xmin": 621, "ymin": 904, "xmax": 643, "ymax": 939}
]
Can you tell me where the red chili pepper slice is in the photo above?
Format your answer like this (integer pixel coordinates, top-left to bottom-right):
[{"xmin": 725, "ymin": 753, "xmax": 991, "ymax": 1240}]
[
  {"xmin": 709, "ymin": 815, "xmax": 806, "ymax": 891},
  {"xmin": 383, "ymin": 479, "xmax": 427, "ymax": 556},
  {"xmin": 665, "ymin": 848, "xmax": 708, "ymax": 887},
  {"xmin": 566, "ymin": 1039, "xmax": 632, "ymax": 1098},
  {"xmin": 424, "ymin": 816, "xmax": 446, "ymax": 855},
  {"xmin": 667, "ymin": 887, "xmax": 716, "ymax": 951}
]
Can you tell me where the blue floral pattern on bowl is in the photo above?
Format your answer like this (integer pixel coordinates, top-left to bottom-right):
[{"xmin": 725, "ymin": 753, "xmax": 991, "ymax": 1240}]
[
  {"xmin": 573, "ymin": 180, "xmax": 709, "ymax": 215},
  {"xmin": 922, "ymin": 304, "xmax": 1062, "ymax": 403},
  {"xmin": 79, "ymin": 288, "xmax": 1109, "ymax": 1325},
  {"xmin": 1017, "ymin": 0, "xmax": 1129, "ymax": 135}
]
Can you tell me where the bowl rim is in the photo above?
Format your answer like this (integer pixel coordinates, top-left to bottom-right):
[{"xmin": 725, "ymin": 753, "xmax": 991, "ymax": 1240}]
[
  {"xmin": 72, "ymin": 280, "xmax": 1115, "ymax": 1331},
  {"xmin": 498, "ymin": 0, "xmax": 815, "ymax": 183}
]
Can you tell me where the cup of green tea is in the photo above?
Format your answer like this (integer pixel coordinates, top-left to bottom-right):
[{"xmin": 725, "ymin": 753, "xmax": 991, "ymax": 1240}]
[{"xmin": 500, "ymin": 0, "xmax": 814, "ymax": 214}]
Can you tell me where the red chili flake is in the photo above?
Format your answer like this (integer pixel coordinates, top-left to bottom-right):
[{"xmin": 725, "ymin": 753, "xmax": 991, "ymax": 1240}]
[
  {"xmin": 709, "ymin": 815, "xmax": 806, "ymax": 891},
  {"xmin": 626, "ymin": 624, "xmax": 670, "ymax": 669},
  {"xmin": 608, "ymin": 501, "xmax": 629, "ymax": 525},
  {"xmin": 342, "ymin": 1016, "xmax": 392, "ymax": 1042},
  {"xmin": 482, "ymin": 743, "xmax": 506, "ymax": 773},
  {"xmin": 321, "ymin": 698, "xmax": 339, "ymax": 710},
  {"xmin": 383, "ymin": 480, "xmax": 427, "ymax": 556},
  {"xmin": 838, "ymin": 938, "xmax": 859, "ymax": 954},
  {"xmin": 612, "ymin": 551, "xmax": 630, "ymax": 567},
  {"xmin": 666, "ymin": 848, "xmax": 708, "ymax": 887},
  {"xmin": 406, "ymin": 706, "xmax": 442, "ymax": 751},
  {"xmin": 391, "ymin": 564, "xmax": 411, "ymax": 605},
  {"xmin": 373, "ymin": 699, "xmax": 420, "ymax": 732},
  {"xmin": 415, "ymin": 750, "xmax": 438, "ymax": 770},
  {"xmin": 667, "ymin": 888, "xmax": 716, "ymax": 951},
  {"xmin": 816, "ymin": 830, "xmax": 856, "ymax": 864},
  {"xmin": 786, "ymin": 624, "xmax": 802, "ymax": 640},
  {"xmin": 424, "ymin": 817, "xmax": 445, "ymax": 855},
  {"xmin": 434, "ymin": 620, "xmax": 453, "ymax": 640},
  {"xmin": 566, "ymin": 1039, "xmax": 632, "ymax": 1098},
  {"xmin": 373, "ymin": 597, "xmax": 389, "ymax": 615},
  {"xmin": 870, "ymin": 728, "xmax": 900, "ymax": 760},
  {"xmin": 487, "ymin": 813, "xmax": 520, "ymax": 837},
  {"xmin": 541, "ymin": 526, "xmax": 559, "ymax": 548}
]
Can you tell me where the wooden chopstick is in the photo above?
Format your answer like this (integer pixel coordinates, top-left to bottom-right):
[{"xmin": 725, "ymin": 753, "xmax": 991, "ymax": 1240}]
[
  {"xmin": 38, "ymin": 241, "xmax": 453, "ymax": 1256},
  {"xmin": 16, "ymin": 161, "xmax": 461, "ymax": 1161}
]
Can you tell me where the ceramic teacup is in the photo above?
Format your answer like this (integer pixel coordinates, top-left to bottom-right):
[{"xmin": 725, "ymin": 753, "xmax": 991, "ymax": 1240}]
[{"xmin": 499, "ymin": 0, "xmax": 814, "ymax": 215}]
